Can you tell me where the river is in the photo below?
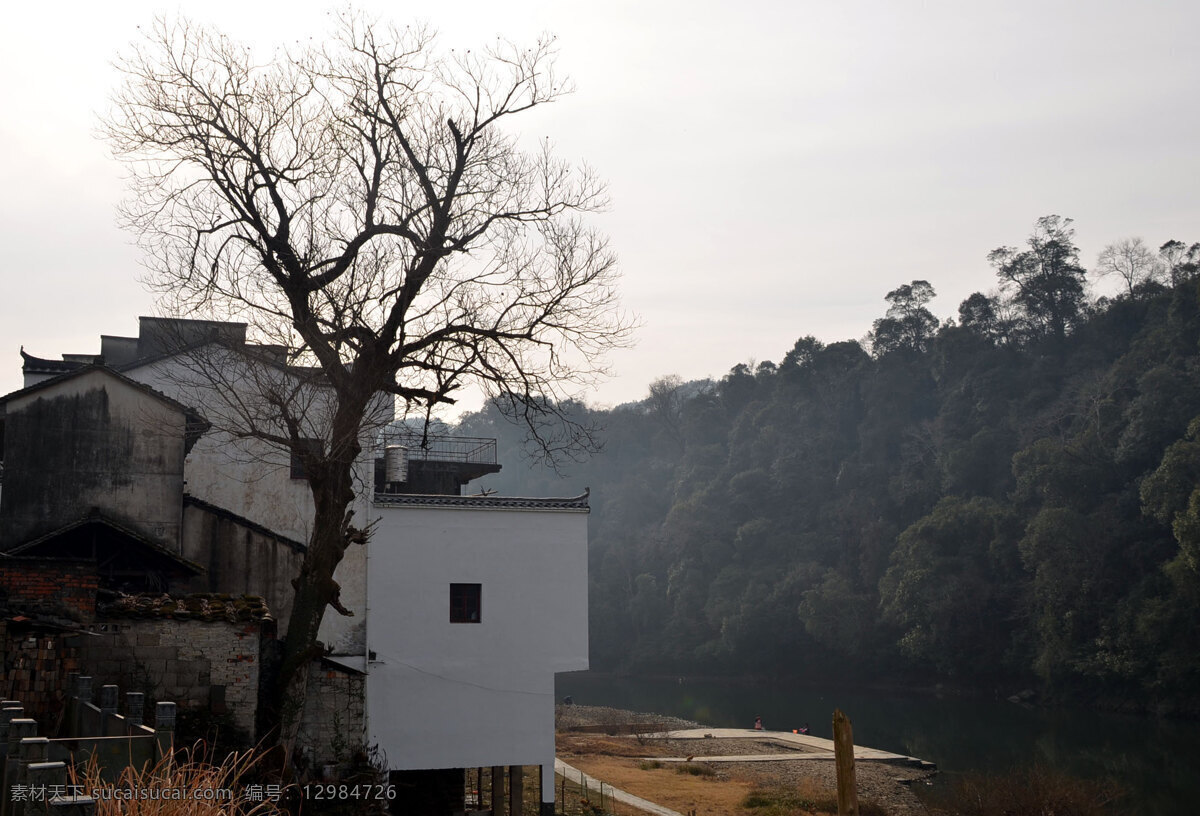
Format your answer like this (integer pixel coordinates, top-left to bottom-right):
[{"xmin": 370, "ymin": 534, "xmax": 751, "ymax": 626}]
[{"xmin": 555, "ymin": 672, "xmax": 1200, "ymax": 815}]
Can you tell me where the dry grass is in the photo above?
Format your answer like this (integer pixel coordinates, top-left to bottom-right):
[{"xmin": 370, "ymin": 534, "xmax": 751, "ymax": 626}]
[
  {"xmin": 558, "ymin": 729, "xmax": 909, "ymax": 816},
  {"xmin": 558, "ymin": 733, "xmax": 663, "ymax": 758},
  {"xmin": 563, "ymin": 753, "xmax": 759, "ymax": 816},
  {"xmin": 69, "ymin": 743, "xmax": 282, "ymax": 816},
  {"xmin": 554, "ymin": 708, "xmax": 928, "ymax": 816},
  {"xmin": 740, "ymin": 777, "xmax": 889, "ymax": 816},
  {"xmin": 920, "ymin": 765, "xmax": 1125, "ymax": 816}
]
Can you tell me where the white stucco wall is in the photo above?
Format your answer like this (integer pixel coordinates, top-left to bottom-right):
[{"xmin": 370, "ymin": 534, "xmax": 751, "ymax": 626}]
[{"xmin": 366, "ymin": 500, "xmax": 589, "ymax": 770}]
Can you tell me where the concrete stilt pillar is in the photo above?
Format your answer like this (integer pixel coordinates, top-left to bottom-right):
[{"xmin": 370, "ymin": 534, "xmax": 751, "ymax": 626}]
[
  {"xmin": 491, "ymin": 766, "xmax": 506, "ymax": 816},
  {"xmin": 509, "ymin": 766, "xmax": 523, "ymax": 816},
  {"xmin": 539, "ymin": 763, "xmax": 555, "ymax": 816}
]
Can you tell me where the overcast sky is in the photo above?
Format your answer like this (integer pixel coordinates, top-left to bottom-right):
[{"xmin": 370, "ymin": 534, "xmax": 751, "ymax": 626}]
[{"xmin": 3, "ymin": 1, "xmax": 1199, "ymax": 413}]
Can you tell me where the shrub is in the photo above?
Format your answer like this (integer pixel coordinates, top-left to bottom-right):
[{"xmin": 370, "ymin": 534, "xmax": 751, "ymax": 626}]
[
  {"xmin": 923, "ymin": 765, "xmax": 1124, "ymax": 816},
  {"xmin": 675, "ymin": 762, "xmax": 716, "ymax": 777}
]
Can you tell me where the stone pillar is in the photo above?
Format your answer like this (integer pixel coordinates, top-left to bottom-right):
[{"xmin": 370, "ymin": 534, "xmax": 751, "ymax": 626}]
[
  {"xmin": 48, "ymin": 797, "xmax": 94, "ymax": 816},
  {"xmin": 155, "ymin": 702, "xmax": 176, "ymax": 759},
  {"xmin": 24, "ymin": 760, "xmax": 67, "ymax": 816},
  {"xmin": 125, "ymin": 693, "xmax": 145, "ymax": 729},
  {"xmin": 3, "ymin": 720, "xmax": 38, "ymax": 816},
  {"xmin": 72, "ymin": 678, "xmax": 92, "ymax": 737},
  {"xmin": 0, "ymin": 706, "xmax": 25, "ymax": 761},
  {"xmin": 12, "ymin": 738, "xmax": 51, "ymax": 816},
  {"xmin": 98, "ymin": 687, "xmax": 118, "ymax": 717}
]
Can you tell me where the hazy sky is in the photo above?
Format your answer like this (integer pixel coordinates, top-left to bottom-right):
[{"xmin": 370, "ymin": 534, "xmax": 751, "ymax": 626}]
[{"xmin": 3, "ymin": 1, "xmax": 1199, "ymax": 412}]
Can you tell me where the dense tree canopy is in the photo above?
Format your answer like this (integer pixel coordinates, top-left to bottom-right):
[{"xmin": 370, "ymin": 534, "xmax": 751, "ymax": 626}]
[{"xmin": 460, "ymin": 216, "xmax": 1200, "ymax": 714}]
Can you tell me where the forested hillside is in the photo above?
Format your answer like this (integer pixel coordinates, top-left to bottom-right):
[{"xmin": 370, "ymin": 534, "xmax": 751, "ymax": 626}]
[{"xmin": 455, "ymin": 217, "xmax": 1200, "ymax": 714}]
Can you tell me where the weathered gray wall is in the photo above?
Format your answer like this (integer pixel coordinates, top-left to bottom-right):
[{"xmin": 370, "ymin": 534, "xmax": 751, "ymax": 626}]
[
  {"xmin": 178, "ymin": 499, "xmax": 305, "ymax": 632},
  {"xmin": 77, "ymin": 616, "xmax": 262, "ymax": 736},
  {"xmin": 0, "ymin": 370, "xmax": 186, "ymax": 548}
]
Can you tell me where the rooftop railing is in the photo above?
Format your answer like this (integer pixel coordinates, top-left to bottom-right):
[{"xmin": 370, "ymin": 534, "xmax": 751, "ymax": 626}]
[{"xmin": 377, "ymin": 430, "xmax": 497, "ymax": 465}]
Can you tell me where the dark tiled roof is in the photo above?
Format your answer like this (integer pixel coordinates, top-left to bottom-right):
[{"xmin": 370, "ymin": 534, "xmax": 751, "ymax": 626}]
[
  {"xmin": 373, "ymin": 490, "xmax": 590, "ymax": 512},
  {"xmin": 19, "ymin": 350, "xmax": 89, "ymax": 375},
  {"xmin": 4, "ymin": 511, "xmax": 206, "ymax": 575},
  {"xmin": 98, "ymin": 592, "xmax": 271, "ymax": 623}
]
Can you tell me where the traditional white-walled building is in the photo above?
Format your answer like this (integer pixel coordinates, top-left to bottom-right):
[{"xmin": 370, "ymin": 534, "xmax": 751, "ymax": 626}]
[
  {"xmin": 366, "ymin": 493, "xmax": 589, "ymax": 814},
  {"xmin": 7, "ymin": 316, "xmax": 592, "ymax": 814}
]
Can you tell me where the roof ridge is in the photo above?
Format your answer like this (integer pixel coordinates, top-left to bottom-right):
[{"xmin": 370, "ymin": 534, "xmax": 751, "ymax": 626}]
[{"xmin": 373, "ymin": 491, "xmax": 590, "ymax": 511}]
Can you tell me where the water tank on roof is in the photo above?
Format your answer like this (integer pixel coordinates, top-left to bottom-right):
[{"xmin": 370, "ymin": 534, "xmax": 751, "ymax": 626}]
[{"xmin": 384, "ymin": 445, "xmax": 409, "ymax": 485}]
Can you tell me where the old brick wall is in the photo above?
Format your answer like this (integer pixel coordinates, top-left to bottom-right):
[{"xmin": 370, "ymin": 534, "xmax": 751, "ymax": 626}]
[
  {"xmin": 0, "ymin": 625, "xmax": 80, "ymax": 723},
  {"xmin": 77, "ymin": 616, "xmax": 263, "ymax": 736},
  {"xmin": 0, "ymin": 558, "xmax": 97, "ymax": 623},
  {"xmin": 297, "ymin": 661, "xmax": 366, "ymax": 769}
]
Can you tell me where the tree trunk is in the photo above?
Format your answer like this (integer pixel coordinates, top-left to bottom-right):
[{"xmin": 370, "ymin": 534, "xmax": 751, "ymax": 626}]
[{"xmin": 271, "ymin": 409, "xmax": 364, "ymax": 765}]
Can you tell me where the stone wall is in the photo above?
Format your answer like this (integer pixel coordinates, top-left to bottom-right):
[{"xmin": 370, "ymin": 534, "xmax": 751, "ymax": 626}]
[
  {"xmin": 77, "ymin": 616, "xmax": 263, "ymax": 737},
  {"xmin": 297, "ymin": 660, "xmax": 366, "ymax": 769}
]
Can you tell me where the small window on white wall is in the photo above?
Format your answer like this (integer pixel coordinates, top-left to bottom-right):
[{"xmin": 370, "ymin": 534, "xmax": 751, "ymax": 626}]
[{"xmin": 450, "ymin": 583, "xmax": 481, "ymax": 623}]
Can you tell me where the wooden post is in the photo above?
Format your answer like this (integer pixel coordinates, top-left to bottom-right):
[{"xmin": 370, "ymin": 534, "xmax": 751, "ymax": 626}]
[
  {"xmin": 833, "ymin": 709, "xmax": 858, "ymax": 816},
  {"xmin": 509, "ymin": 766, "xmax": 523, "ymax": 816}
]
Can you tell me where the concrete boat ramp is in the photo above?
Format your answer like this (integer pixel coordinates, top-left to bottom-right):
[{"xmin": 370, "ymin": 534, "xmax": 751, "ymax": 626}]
[{"xmin": 646, "ymin": 727, "xmax": 936, "ymax": 770}]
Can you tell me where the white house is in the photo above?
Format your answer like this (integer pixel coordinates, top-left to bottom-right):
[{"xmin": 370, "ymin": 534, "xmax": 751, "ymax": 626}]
[{"xmin": 366, "ymin": 492, "xmax": 589, "ymax": 814}]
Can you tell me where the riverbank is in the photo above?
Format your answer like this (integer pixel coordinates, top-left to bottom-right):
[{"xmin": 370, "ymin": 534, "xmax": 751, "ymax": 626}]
[{"xmin": 556, "ymin": 705, "xmax": 935, "ymax": 816}]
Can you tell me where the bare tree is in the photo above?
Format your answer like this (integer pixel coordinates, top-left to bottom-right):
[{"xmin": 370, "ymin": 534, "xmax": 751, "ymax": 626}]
[
  {"xmin": 1095, "ymin": 237, "xmax": 1165, "ymax": 297},
  {"xmin": 646, "ymin": 375, "xmax": 686, "ymax": 452},
  {"xmin": 104, "ymin": 14, "xmax": 633, "ymax": 755}
]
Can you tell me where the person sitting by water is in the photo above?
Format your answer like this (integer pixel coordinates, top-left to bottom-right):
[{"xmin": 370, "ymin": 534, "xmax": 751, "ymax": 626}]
[
  {"xmin": 754, "ymin": 716, "xmax": 763, "ymax": 730},
  {"xmin": 798, "ymin": 722, "xmax": 810, "ymax": 734}
]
